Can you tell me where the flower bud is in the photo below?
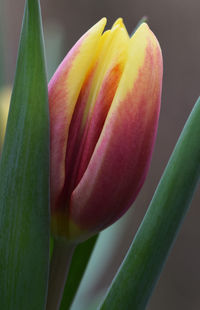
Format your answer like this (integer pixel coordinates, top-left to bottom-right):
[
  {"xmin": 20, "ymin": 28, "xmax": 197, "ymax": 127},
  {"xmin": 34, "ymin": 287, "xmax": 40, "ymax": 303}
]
[{"xmin": 49, "ymin": 18, "xmax": 163, "ymax": 241}]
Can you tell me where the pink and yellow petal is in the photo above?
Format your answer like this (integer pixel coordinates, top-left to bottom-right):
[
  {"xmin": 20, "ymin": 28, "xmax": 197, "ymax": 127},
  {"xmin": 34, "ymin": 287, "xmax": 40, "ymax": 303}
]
[
  {"xmin": 49, "ymin": 18, "xmax": 106, "ymax": 209},
  {"xmin": 75, "ymin": 61, "xmax": 124, "ymax": 186},
  {"xmin": 59, "ymin": 68, "xmax": 96, "ymax": 205},
  {"xmin": 62, "ymin": 20, "xmax": 129, "ymax": 199},
  {"xmin": 69, "ymin": 23, "xmax": 163, "ymax": 236}
]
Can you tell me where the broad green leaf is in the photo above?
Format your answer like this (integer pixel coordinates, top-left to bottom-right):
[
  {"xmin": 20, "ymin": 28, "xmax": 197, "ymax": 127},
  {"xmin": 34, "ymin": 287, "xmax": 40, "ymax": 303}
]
[
  {"xmin": 100, "ymin": 97, "xmax": 200, "ymax": 310},
  {"xmin": 60, "ymin": 234, "xmax": 98, "ymax": 310},
  {"xmin": 0, "ymin": 0, "xmax": 49, "ymax": 309}
]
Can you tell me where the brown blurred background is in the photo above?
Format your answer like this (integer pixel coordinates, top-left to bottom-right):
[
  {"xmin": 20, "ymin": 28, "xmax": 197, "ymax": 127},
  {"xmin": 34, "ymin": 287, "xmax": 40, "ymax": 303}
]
[{"xmin": 1, "ymin": 0, "xmax": 200, "ymax": 309}]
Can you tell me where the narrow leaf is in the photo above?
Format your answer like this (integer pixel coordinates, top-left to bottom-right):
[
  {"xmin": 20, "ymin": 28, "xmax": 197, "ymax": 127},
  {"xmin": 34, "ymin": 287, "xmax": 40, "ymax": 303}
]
[
  {"xmin": 60, "ymin": 234, "xmax": 98, "ymax": 310},
  {"xmin": 0, "ymin": 1, "xmax": 49, "ymax": 309},
  {"xmin": 100, "ymin": 98, "xmax": 200, "ymax": 310}
]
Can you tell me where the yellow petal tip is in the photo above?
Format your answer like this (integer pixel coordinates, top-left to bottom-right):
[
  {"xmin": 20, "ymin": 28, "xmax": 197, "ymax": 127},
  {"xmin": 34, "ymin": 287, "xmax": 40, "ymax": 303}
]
[
  {"xmin": 87, "ymin": 18, "xmax": 107, "ymax": 38},
  {"xmin": 97, "ymin": 17, "xmax": 107, "ymax": 29},
  {"xmin": 112, "ymin": 18, "xmax": 127, "ymax": 31},
  {"xmin": 132, "ymin": 22, "xmax": 149, "ymax": 38},
  {"xmin": 113, "ymin": 18, "xmax": 124, "ymax": 27},
  {"xmin": 101, "ymin": 17, "xmax": 107, "ymax": 24}
]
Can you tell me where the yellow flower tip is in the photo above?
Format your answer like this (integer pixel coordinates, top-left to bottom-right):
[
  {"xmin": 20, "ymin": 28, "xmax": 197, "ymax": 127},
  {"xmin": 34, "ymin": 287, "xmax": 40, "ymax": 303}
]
[
  {"xmin": 130, "ymin": 21, "xmax": 161, "ymax": 55},
  {"xmin": 131, "ymin": 22, "xmax": 149, "ymax": 39},
  {"xmin": 112, "ymin": 17, "xmax": 128, "ymax": 33},
  {"xmin": 86, "ymin": 17, "xmax": 107, "ymax": 39},
  {"xmin": 132, "ymin": 22, "xmax": 162, "ymax": 55},
  {"xmin": 101, "ymin": 17, "xmax": 107, "ymax": 24},
  {"xmin": 113, "ymin": 17, "xmax": 124, "ymax": 27},
  {"xmin": 95, "ymin": 17, "xmax": 107, "ymax": 31},
  {"xmin": 110, "ymin": 18, "xmax": 129, "ymax": 41}
]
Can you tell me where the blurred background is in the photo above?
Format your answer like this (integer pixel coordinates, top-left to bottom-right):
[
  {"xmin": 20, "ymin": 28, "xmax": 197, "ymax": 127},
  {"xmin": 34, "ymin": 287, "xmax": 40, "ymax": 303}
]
[{"xmin": 1, "ymin": 0, "xmax": 200, "ymax": 309}]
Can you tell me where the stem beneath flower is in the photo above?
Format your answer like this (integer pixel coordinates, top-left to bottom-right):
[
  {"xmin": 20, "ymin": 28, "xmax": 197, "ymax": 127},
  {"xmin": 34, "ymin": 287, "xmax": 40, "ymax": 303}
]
[{"xmin": 46, "ymin": 239, "xmax": 76, "ymax": 310}]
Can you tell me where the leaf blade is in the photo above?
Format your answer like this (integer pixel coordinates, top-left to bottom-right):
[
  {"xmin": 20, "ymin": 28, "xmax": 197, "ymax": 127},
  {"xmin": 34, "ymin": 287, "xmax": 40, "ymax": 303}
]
[
  {"xmin": 100, "ymin": 98, "xmax": 200, "ymax": 310},
  {"xmin": 0, "ymin": 1, "xmax": 49, "ymax": 309}
]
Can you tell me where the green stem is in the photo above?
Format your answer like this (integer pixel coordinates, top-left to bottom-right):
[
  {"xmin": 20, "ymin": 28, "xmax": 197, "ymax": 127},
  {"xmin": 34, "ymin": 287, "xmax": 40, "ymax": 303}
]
[{"xmin": 46, "ymin": 239, "xmax": 76, "ymax": 310}]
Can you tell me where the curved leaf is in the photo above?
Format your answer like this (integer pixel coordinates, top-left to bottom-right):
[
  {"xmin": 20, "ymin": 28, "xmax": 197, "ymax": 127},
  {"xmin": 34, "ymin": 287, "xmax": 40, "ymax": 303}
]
[{"xmin": 100, "ymin": 98, "xmax": 200, "ymax": 310}]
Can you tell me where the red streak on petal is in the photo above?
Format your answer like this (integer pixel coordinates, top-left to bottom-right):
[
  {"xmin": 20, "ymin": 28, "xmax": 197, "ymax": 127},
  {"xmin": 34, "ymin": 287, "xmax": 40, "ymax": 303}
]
[
  {"xmin": 76, "ymin": 62, "xmax": 124, "ymax": 185},
  {"xmin": 58, "ymin": 67, "xmax": 95, "ymax": 208},
  {"xmin": 59, "ymin": 62, "xmax": 124, "ymax": 209}
]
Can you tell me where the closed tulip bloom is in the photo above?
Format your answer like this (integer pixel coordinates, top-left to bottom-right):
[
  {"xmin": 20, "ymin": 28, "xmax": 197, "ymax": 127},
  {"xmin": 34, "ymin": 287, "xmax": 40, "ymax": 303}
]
[{"xmin": 49, "ymin": 18, "xmax": 163, "ymax": 241}]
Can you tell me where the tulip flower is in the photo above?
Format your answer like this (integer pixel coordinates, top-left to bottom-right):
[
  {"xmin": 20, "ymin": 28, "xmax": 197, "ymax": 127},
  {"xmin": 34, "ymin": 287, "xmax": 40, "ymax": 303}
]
[
  {"xmin": 0, "ymin": 87, "xmax": 10, "ymax": 154},
  {"xmin": 49, "ymin": 18, "xmax": 163, "ymax": 241}
]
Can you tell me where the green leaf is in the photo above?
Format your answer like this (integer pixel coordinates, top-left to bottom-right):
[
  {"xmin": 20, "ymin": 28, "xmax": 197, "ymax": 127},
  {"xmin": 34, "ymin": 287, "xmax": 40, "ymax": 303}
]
[
  {"xmin": 0, "ymin": 0, "xmax": 49, "ymax": 309},
  {"xmin": 100, "ymin": 97, "xmax": 200, "ymax": 310},
  {"xmin": 60, "ymin": 234, "xmax": 98, "ymax": 310}
]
